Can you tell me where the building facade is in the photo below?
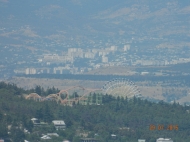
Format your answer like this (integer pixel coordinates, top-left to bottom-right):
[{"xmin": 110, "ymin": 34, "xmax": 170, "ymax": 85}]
[
  {"xmin": 52, "ymin": 120, "xmax": 66, "ymax": 130},
  {"xmin": 138, "ymin": 139, "xmax": 146, "ymax": 142},
  {"xmin": 156, "ymin": 138, "xmax": 173, "ymax": 142}
]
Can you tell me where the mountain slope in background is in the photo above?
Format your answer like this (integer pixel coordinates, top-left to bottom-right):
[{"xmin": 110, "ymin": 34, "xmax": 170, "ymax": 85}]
[{"xmin": 0, "ymin": 0, "xmax": 190, "ymax": 49}]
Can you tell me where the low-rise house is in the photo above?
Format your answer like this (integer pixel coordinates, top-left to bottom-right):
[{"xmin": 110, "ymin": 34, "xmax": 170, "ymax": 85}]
[
  {"xmin": 80, "ymin": 138, "xmax": 99, "ymax": 142},
  {"xmin": 31, "ymin": 118, "xmax": 39, "ymax": 124},
  {"xmin": 138, "ymin": 139, "xmax": 146, "ymax": 142},
  {"xmin": 52, "ymin": 120, "xmax": 66, "ymax": 130},
  {"xmin": 111, "ymin": 134, "xmax": 117, "ymax": 139},
  {"xmin": 24, "ymin": 128, "xmax": 30, "ymax": 134},
  {"xmin": 41, "ymin": 135, "xmax": 51, "ymax": 140},
  {"xmin": 47, "ymin": 133, "xmax": 59, "ymax": 137},
  {"xmin": 0, "ymin": 139, "xmax": 4, "ymax": 142},
  {"xmin": 31, "ymin": 118, "xmax": 47, "ymax": 126},
  {"xmin": 156, "ymin": 138, "xmax": 173, "ymax": 142},
  {"xmin": 62, "ymin": 140, "xmax": 70, "ymax": 142}
]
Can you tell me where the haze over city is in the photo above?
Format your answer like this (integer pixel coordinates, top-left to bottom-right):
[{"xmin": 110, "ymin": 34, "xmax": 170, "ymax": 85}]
[{"xmin": 0, "ymin": 0, "xmax": 190, "ymax": 141}]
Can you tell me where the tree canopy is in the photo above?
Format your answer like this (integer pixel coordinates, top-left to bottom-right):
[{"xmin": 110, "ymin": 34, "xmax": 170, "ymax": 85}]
[{"xmin": 0, "ymin": 82, "xmax": 189, "ymax": 142}]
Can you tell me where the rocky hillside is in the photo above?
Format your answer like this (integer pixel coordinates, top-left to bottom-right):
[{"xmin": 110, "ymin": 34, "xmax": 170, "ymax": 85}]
[{"xmin": 0, "ymin": 0, "xmax": 189, "ymax": 48}]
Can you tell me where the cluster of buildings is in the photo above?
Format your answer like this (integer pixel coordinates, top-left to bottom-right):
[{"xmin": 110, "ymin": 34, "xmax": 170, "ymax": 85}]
[
  {"xmin": 31, "ymin": 118, "xmax": 66, "ymax": 130},
  {"xmin": 29, "ymin": 118, "xmax": 67, "ymax": 141},
  {"xmin": 0, "ymin": 138, "xmax": 175, "ymax": 142},
  {"xmin": 39, "ymin": 45, "xmax": 127, "ymax": 64},
  {"xmin": 24, "ymin": 45, "xmax": 130, "ymax": 74},
  {"xmin": 29, "ymin": 118, "xmax": 174, "ymax": 142},
  {"xmin": 1, "ymin": 39, "xmax": 190, "ymax": 78},
  {"xmin": 20, "ymin": 44, "xmax": 190, "ymax": 75}
]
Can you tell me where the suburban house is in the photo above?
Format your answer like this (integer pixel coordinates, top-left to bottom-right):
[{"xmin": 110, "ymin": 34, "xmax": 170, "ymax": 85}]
[
  {"xmin": 80, "ymin": 138, "xmax": 99, "ymax": 142},
  {"xmin": 138, "ymin": 139, "xmax": 146, "ymax": 142},
  {"xmin": 52, "ymin": 120, "xmax": 66, "ymax": 130},
  {"xmin": 31, "ymin": 118, "xmax": 40, "ymax": 124},
  {"xmin": 156, "ymin": 138, "xmax": 173, "ymax": 142},
  {"xmin": 31, "ymin": 118, "xmax": 47, "ymax": 126},
  {"xmin": 41, "ymin": 135, "xmax": 51, "ymax": 140}
]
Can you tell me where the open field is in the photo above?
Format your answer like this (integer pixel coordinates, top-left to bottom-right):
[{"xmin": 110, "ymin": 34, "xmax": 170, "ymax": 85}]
[
  {"xmin": 7, "ymin": 77, "xmax": 105, "ymax": 90},
  {"xmin": 86, "ymin": 66, "xmax": 136, "ymax": 75}
]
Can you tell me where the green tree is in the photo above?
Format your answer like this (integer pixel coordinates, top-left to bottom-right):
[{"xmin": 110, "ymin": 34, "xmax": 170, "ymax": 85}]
[
  {"xmin": 11, "ymin": 128, "xmax": 25, "ymax": 142},
  {"xmin": 43, "ymin": 104, "xmax": 53, "ymax": 123},
  {"xmin": 0, "ymin": 122, "xmax": 8, "ymax": 138},
  {"xmin": 35, "ymin": 85, "xmax": 42, "ymax": 95},
  {"xmin": 25, "ymin": 120, "xmax": 34, "ymax": 132},
  {"xmin": 73, "ymin": 136, "xmax": 81, "ymax": 142},
  {"xmin": 35, "ymin": 108, "xmax": 43, "ymax": 119},
  {"xmin": 0, "ymin": 111, "xmax": 3, "ymax": 121}
]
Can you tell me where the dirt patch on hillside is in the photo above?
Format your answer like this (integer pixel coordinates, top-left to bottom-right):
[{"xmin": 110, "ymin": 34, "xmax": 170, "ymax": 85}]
[{"xmin": 7, "ymin": 77, "xmax": 190, "ymax": 104}]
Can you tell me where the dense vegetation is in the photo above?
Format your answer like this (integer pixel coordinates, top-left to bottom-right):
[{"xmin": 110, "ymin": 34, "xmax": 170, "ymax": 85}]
[{"xmin": 0, "ymin": 82, "xmax": 190, "ymax": 141}]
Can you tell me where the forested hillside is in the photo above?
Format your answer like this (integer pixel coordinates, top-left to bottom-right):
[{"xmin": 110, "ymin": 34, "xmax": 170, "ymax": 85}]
[{"xmin": 0, "ymin": 82, "xmax": 190, "ymax": 142}]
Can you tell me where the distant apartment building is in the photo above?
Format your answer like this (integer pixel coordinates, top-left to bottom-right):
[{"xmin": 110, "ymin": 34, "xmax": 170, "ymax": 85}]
[
  {"xmin": 53, "ymin": 67, "xmax": 70, "ymax": 74},
  {"xmin": 124, "ymin": 45, "xmax": 130, "ymax": 51},
  {"xmin": 25, "ymin": 68, "xmax": 36, "ymax": 74},
  {"xmin": 141, "ymin": 60, "xmax": 154, "ymax": 66},
  {"xmin": 42, "ymin": 68, "xmax": 51, "ymax": 74},
  {"xmin": 43, "ymin": 54, "xmax": 73, "ymax": 63},
  {"xmin": 98, "ymin": 51, "xmax": 109, "ymax": 56},
  {"xmin": 92, "ymin": 49, "xmax": 98, "ymax": 54},
  {"xmin": 84, "ymin": 52, "xmax": 95, "ymax": 59},
  {"xmin": 110, "ymin": 45, "xmax": 117, "ymax": 51},
  {"xmin": 14, "ymin": 69, "xmax": 25, "ymax": 74},
  {"xmin": 102, "ymin": 56, "xmax": 108, "ymax": 63},
  {"xmin": 156, "ymin": 138, "xmax": 173, "ymax": 142},
  {"xmin": 43, "ymin": 54, "xmax": 59, "ymax": 60},
  {"xmin": 68, "ymin": 48, "xmax": 83, "ymax": 58},
  {"xmin": 68, "ymin": 48, "xmax": 82, "ymax": 53}
]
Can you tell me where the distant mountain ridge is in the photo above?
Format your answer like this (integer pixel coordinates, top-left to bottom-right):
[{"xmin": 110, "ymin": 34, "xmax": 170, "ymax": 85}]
[{"xmin": 0, "ymin": 0, "xmax": 190, "ymax": 48}]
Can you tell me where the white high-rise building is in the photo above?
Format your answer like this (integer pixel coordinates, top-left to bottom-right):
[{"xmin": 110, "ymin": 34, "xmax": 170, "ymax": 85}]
[
  {"xmin": 25, "ymin": 68, "xmax": 30, "ymax": 75},
  {"xmin": 124, "ymin": 45, "xmax": 130, "ymax": 51},
  {"xmin": 68, "ymin": 48, "xmax": 83, "ymax": 58},
  {"xmin": 25, "ymin": 68, "xmax": 36, "ymax": 74}
]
